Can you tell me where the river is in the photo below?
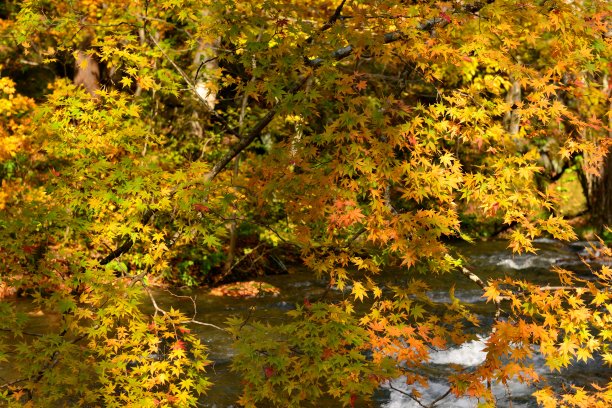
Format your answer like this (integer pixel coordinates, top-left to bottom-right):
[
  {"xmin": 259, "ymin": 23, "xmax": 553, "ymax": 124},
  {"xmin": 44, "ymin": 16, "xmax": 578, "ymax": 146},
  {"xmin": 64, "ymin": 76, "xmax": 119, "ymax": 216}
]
[{"xmin": 3, "ymin": 239, "xmax": 611, "ymax": 407}]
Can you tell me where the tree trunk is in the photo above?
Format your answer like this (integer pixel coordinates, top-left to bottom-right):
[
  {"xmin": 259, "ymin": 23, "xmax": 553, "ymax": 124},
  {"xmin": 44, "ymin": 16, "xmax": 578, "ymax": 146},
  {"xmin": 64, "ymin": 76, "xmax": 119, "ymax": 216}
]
[
  {"xmin": 585, "ymin": 74, "xmax": 612, "ymax": 231},
  {"xmin": 74, "ymin": 50, "xmax": 100, "ymax": 98},
  {"xmin": 504, "ymin": 77, "xmax": 521, "ymax": 136},
  {"xmin": 192, "ymin": 11, "xmax": 218, "ymax": 110},
  {"xmin": 586, "ymin": 152, "xmax": 612, "ymax": 230}
]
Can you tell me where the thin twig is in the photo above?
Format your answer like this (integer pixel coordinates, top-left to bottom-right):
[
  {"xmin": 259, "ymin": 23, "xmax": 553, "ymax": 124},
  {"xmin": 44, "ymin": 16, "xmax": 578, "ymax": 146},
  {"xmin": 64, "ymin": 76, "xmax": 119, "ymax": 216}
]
[
  {"xmin": 145, "ymin": 286, "xmax": 227, "ymax": 332},
  {"xmin": 227, "ymin": 243, "xmax": 263, "ymax": 274},
  {"xmin": 504, "ymin": 381, "xmax": 514, "ymax": 408},
  {"xmin": 205, "ymin": 206, "xmax": 293, "ymax": 246},
  {"xmin": 388, "ymin": 383, "xmax": 428, "ymax": 408},
  {"xmin": 194, "ymin": 56, "xmax": 218, "ymax": 84},
  {"xmin": 0, "ymin": 377, "xmax": 28, "ymax": 389},
  {"xmin": 388, "ymin": 383, "xmax": 453, "ymax": 408},
  {"xmin": 323, "ymin": 0, "xmax": 349, "ymax": 30},
  {"xmin": 205, "ymin": 74, "xmax": 311, "ymax": 182},
  {"xmin": 428, "ymin": 387, "xmax": 453, "ymax": 407},
  {"xmin": 189, "ymin": 319, "xmax": 226, "ymax": 333},
  {"xmin": 164, "ymin": 288, "xmax": 198, "ymax": 320},
  {"xmin": 145, "ymin": 286, "xmax": 165, "ymax": 317},
  {"xmin": 128, "ymin": 269, "xmax": 149, "ymax": 286},
  {"xmin": 147, "ymin": 33, "xmax": 238, "ymax": 137},
  {"xmin": 0, "ymin": 328, "xmax": 43, "ymax": 337},
  {"xmin": 305, "ymin": 0, "xmax": 350, "ymax": 45},
  {"xmin": 238, "ymin": 306, "xmax": 255, "ymax": 332},
  {"xmin": 460, "ymin": 266, "xmax": 502, "ymax": 324}
]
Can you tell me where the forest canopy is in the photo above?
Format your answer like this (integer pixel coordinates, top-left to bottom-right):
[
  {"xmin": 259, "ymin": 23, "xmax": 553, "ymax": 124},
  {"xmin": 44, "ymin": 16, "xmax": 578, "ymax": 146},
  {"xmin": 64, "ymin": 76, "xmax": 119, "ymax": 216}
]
[{"xmin": 0, "ymin": 0, "xmax": 611, "ymax": 407}]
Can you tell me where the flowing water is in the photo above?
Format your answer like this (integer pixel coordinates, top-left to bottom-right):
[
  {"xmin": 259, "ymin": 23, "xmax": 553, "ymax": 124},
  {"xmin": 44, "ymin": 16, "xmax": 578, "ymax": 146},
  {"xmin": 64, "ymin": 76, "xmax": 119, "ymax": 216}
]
[{"xmin": 3, "ymin": 239, "xmax": 611, "ymax": 407}]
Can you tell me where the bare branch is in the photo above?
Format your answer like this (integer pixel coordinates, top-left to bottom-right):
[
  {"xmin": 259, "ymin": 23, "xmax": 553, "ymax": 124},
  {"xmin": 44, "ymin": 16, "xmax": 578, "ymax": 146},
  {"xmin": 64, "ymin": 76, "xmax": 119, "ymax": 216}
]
[
  {"xmin": 164, "ymin": 288, "xmax": 198, "ymax": 319},
  {"xmin": 194, "ymin": 56, "xmax": 218, "ymax": 84},
  {"xmin": 387, "ymin": 383, "xmax": 428, "ymax": 408},
  {"xmin": 145, "ymin": 286, "xmax": 227, "ymax": 332},
  {"xmin": 429, "ymin": 387, "xmax": 453, "ymax": 407},
  {"xmin": 189, "ymin": 319, "xmax": 227, "ymax": 333},
  {"xmin": 460, "ymin": 266, "xmax": 502, "ymax": 330},
  {"xmin": 227, "ymin": 244, "xmax": 263, "ymax": 275},
  {"xmin": 388, "ymin": 382, "xmax": 453, "ymax": 408},
  {"xmin": 321, "ymin": 0, "xmax": 349, "ymax": 31},
  {"xmin": 0, "ymin": 376, "xmax": 28, "ymax": 389},
  {"xmin": 145, "ymin": 285, "xmax": 165, "ymax": 317}
]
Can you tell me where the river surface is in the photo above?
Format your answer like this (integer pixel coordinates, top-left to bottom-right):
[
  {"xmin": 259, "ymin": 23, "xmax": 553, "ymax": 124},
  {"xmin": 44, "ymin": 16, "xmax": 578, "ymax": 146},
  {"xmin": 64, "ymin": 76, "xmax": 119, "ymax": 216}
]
[{"xmin": 3, "ymin": 239, "xmax": 611, "ymax": 407}]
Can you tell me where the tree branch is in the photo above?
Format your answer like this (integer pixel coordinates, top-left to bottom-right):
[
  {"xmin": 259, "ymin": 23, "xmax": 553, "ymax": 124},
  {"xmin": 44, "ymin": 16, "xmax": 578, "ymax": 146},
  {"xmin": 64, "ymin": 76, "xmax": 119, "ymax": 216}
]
[
  {"xmin": 321, "ymin": 0, "xmax": 349, "ymax": 31},
  {"xmin": 99, "ymin": 208, "xmax": 155, "ymax": 265},
  {"xmin": 307, "ymin": 0, "xmax": 495, "ymax": 67},
  {"xmin": 144, "ymin": 286, "xmax": 227, "ymax": 332},
  {"xmin": 429, "ymin": 388, "xmax": 453, "ymax": 407},
  {"xmin": 460, "ymin": 266, "xmax": 502, "ymax": 327},
  {"xmin": 388, "ymin": 383, "xmax": 429, "ymax": 408},
  {"xmin": 205, "ymin": 74, "xmax": 311, "ymax": 182},
  {"xmin": 305, "ymin": 0, "xmax": 350, "ymax": 45}
]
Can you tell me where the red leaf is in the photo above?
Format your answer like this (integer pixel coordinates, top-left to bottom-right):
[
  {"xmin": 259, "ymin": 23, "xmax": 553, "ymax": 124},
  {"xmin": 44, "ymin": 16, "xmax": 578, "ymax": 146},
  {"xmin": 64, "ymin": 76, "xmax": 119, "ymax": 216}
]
[
  {"xmin": 322, "ymin": 348, "xmax": 333, "ymax": 360},
  {"xmin": 490, "ymin": 202, "xmax": 500, "ymax": 215},
  {"xmin": 22, "ymin": 244, "xmax": 38, "ymax": 254},
  {"xmin": 275, "ymin": 18, "xmax": 289, "ymax": 28},
  {"xmin": 264, "ymin": 366, "xmax": 275, "ymax": 378},
  {"xmin": 193, "ymin": 203, "xmax": 209, "ymax": 213}
]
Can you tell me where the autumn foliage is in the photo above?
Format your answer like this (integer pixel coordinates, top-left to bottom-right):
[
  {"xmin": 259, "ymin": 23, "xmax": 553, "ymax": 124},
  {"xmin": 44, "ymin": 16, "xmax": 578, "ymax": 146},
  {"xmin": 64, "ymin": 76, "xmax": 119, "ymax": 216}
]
[{"xmin": 0, "ymin": 0, "xmax": 611, "ymax": 407}]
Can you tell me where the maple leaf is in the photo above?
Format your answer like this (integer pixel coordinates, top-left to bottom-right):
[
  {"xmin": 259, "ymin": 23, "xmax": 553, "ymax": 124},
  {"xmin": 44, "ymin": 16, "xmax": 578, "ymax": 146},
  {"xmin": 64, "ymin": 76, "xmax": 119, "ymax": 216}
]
[
  {"xmin": 558, "ymin": 339, "xmax": 578, "ymax": 356},
  {"xmin": 120, "ymin": 76, "xmax": 133, "ymax": 88},
  {"xmin": 193, "ymin": 203, "xmax": 209, "ymax": 212},
  {"xmin": 264, "ymin": 366, "xmax": 275, "ymax": 378},
  {"xmin": 602, "ymin": 353, "xmax": 612, "ymax": 366},
  {"xmin": 483, "ymin": 285, "xmax": 501, "ymax": 303},
  {"xmin": 157, "ymin": 373, "xmax": 168, "ymax": 384},
  {"xmin": 439, "ymin": 152, "xmax": 454, "ymax": 167},
  {"xmin": 352, "ymin": 281, "xmax": 367, "ymax": 302}
]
